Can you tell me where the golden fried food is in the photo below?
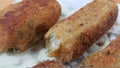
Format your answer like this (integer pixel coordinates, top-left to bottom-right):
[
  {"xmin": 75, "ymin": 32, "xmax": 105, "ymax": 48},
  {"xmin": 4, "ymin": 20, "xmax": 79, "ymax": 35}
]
[
  {"xmin": 0, "ymin": 0, "xmax": 61, "ymax": 52},
  {"xmin": 33, "ymin": 60, "xmax": 65, "ymax": 68},
  {"xmin": 112, "ymin": 0, "xmax": 120, "ymax": 4},
  {"xmin": 0, "ymin": 0, "xmax": 13, "ymax": 11},
  {"xmin": 82, "ymin": 36, "xmax": 120, "ymax": 67},
  {"xmin": 45, "ymin": 0, "xmax": 118, "ymax": 62}
]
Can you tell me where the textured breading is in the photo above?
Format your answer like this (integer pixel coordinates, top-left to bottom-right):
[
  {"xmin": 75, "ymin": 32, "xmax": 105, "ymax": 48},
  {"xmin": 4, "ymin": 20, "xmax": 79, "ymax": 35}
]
[
  {"xmin": 45, "ymin": 0, "xmax": 118, "ymax": 62},
  {"xmin": 82, "ymin": 36, "xmax": 120, "ymax": 67},
  {"xmin": 112, "ymin": 0, "xmax": 120, "ymax": 3},
  {"xmin": 0, "ymin": 0, "xmax": 61, "ymax": 52},
  {"xmin": 33, "ymin": 60, "xmax": 65, "ymax": 68}
]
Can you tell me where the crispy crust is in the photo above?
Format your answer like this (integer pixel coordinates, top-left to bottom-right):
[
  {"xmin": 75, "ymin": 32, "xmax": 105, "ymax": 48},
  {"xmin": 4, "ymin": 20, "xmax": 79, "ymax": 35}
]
[
  {"xmin": 45, "ymin": 0, "xmax": 118, "ymax": 62},
  {"xmin": 0, "ymin": 0, "xmax": 61, "ymax": 52},
  {"xmin": 112, "ymin": 0, "xmax": 120, "ymax": 4},
  {"xmin": 33, "ymin": 60, "xmax": 65, "ymax": 68},
  {"xmin": 82, "ymin": 36, "xmax": 120, "ymax": 67}
]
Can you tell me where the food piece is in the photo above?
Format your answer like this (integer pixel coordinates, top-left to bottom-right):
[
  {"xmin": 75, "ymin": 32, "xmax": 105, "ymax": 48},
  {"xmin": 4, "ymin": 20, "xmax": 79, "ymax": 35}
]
[
  {"xmin": 82, "ymin": 36, "xmax": 120, "ymax": 67},
  {"xmin": 0, "ymin": 0, "xmax": 13, "ymax": 10},
  {"xmin": 0, "ymin": 0, "xmax": 61, "ymax": 52},
  {"xmin": 45, "ymin": 0, "xmax": 118, "ymax": 62},
  {"xmin": 112, "ymin": 0, "xmax": 120, "ymax": 4},
  {"xmin": 33, "ymin": 60, "xmax": 65, "ymax": 68}
]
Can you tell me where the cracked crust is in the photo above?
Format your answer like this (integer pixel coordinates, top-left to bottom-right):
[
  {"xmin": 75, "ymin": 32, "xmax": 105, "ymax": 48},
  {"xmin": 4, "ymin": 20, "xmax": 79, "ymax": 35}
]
[
  {"xmin": 45, "ymin": 0, "xmax": 118, "ymax": 62},
  {"xmin": 82, "ymin": 36, "xmax": 120, "ymax": 67},
  {"xmin": 0, "ymin": 0, "xmax": 61, "ymax": 52}
]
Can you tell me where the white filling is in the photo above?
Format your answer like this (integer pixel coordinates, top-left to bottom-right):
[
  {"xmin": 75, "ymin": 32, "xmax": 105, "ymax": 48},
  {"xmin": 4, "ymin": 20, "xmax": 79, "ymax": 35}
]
[
  {"xmin": 50, "ymin": 36, "xmax": 61, "ymax": 51},
  {"xmin": 37, "ymin": 49, "xmax": 56, "ymax": 61}
]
